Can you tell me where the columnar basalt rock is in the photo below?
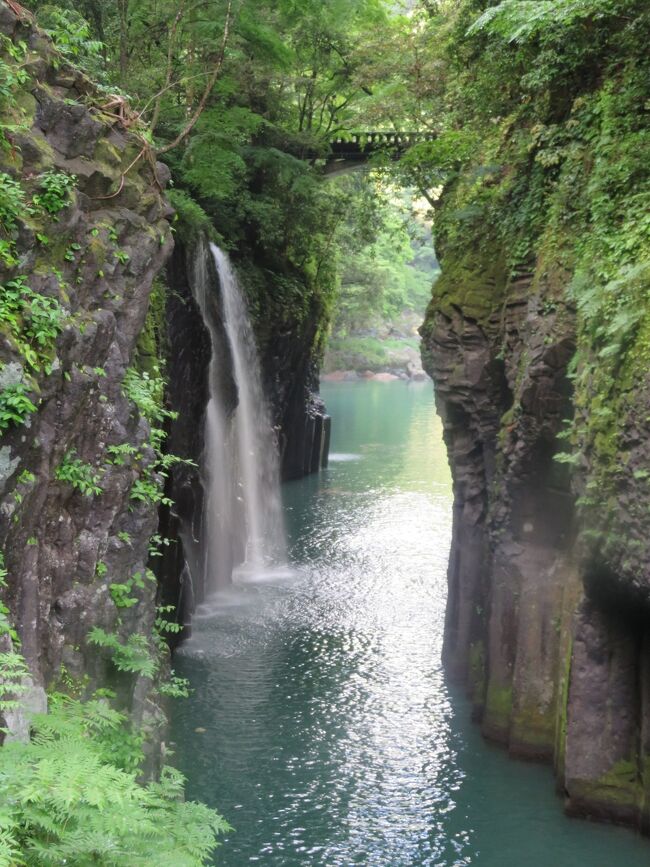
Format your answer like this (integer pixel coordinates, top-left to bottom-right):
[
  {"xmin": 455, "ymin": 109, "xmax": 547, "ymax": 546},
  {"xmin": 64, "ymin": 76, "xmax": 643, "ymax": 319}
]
[
  {"xmin": 423, "ymin": 242, "xmax": 650, "ymax": 831},
  {"xmin": 0, "ymin": 6, "xmax": 172, "ymax": 730}
]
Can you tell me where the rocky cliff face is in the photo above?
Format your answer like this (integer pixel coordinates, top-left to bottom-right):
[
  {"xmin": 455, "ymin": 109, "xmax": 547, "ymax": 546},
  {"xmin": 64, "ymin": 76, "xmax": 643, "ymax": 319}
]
[
  {"xmin": 422, "ymin": 90, "xmax": 650, "ymax": 830},
  {"xmin": 424, "ymin": 271, "xmax": 650, "ymax": 830},
  {"xmin": 0, "ymin": 5, "xmax": 172, "ymax": 737}
]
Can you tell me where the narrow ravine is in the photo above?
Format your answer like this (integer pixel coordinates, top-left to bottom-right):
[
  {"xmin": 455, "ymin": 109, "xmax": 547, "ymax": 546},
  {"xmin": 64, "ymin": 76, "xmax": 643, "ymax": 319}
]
[
  {"xmin": 171, "ymin": 381, "xmax": 650, "ymax": 866},
  {"xmin": 5, "ymin": 3, "xmax": 650, "ymax": 864}
]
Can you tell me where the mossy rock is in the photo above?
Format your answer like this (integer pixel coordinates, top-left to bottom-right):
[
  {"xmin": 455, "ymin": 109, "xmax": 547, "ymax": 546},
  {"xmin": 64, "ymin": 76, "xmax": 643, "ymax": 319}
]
[
  {"xmin": 432, "ymin": 249, "xmax": 508, "ymax": 327},
  {"xmin": 483, "ymin": 681, "xmax": 513, "ymax": 741}
]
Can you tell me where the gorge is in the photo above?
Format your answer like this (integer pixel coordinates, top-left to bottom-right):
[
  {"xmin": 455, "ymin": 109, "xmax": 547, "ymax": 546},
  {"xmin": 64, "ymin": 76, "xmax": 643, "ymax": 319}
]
[{"xmin": 1, "ymin": 1, "xmax": 650, "ymax": 864}]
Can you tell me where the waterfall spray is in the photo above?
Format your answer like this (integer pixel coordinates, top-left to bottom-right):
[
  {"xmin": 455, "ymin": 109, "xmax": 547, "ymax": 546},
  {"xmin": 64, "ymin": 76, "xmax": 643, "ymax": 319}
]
[{"xmin": 210, "ymin": 244, "xmax": 286, "ymax": 574}]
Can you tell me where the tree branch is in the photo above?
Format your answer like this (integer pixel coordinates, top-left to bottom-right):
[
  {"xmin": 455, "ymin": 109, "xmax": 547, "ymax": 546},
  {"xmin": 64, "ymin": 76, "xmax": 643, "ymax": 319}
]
[
  {"xmin": 157, "ymin": 0, "xmax": 236, "ymax": 156},
  {"xmin": 151, "ymin": 0, "xmax": 187, "ymax": 135}
]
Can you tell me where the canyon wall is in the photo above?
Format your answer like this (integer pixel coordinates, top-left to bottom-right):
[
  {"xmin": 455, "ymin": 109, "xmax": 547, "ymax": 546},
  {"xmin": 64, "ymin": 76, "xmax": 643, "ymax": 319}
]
[
  {"xmin": 0, "ymin": 7, "xmax": 331, "ymax": 698},
  {"xmin": 0, "ymin": 4, "xmax": 172, "ymax": 740},
  {"xmin": 421, "ymin": 42, "xmax": 650, "ymax": 828}
]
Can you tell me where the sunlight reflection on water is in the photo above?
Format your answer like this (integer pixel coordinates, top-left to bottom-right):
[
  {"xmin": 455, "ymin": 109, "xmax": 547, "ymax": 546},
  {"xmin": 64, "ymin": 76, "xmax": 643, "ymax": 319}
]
[{"xmin": 172, "ymin": 381, "xmax": 650, "ymax": 867}]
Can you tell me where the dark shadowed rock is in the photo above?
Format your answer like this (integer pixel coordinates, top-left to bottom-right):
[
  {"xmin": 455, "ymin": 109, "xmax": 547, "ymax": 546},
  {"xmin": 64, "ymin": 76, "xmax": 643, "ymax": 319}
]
[{"xmin": 422, "ymin": 234, "xmax": 650, "ymax": 830}]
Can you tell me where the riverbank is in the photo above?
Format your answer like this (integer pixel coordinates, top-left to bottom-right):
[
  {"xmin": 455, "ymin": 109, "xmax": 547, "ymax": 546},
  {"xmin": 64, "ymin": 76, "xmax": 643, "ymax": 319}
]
[
  {"xmin": 323, "ymin": 312, "xmax": 429, "ymax": 382},
  {"xmin": 322, "ymin": 367, "xmax": 428, "ymax": 383}
]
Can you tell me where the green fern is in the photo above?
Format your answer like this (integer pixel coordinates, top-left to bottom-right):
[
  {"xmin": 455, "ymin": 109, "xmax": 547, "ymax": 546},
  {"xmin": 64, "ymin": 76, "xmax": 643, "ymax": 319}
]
[
  {"xmin": 0, "ymin": 652, "xmax": 29, "ymax": 715},
  {"xmin": 0, "ymin": 691, "xmax": 230, "ymax": 865},
  {"xmin": 87, "ymin": 628, "xmax": 158, "ymax": 678},
  {"xmin": 467, "ymin": 0, "xmax": 620, "ymax": 43}
]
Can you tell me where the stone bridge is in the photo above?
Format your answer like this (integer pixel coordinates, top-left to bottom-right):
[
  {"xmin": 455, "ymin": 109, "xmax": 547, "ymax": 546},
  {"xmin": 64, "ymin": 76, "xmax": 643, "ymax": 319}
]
[{"xmin": 323, "ymin": 131, "xmax": 437, "ymax": 175}]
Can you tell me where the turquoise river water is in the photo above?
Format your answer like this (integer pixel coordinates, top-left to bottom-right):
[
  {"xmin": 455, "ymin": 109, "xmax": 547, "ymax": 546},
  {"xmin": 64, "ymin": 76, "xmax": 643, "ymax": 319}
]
[{"xmin": 172, "ymin": 380, "xmax": 650, "ymax": 866}]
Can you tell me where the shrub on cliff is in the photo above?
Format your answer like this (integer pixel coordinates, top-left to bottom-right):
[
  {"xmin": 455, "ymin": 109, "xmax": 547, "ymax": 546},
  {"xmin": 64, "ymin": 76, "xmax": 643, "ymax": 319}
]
[{"xmin": 0, "ymin": 689, "xmax": 230, "ymax": 866}]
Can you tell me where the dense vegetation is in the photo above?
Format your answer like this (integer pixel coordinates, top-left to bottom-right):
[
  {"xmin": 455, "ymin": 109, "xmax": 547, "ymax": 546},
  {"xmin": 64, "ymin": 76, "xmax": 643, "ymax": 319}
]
[
  {"xmin": 21, "ymin": 0, "xmax": 445, "ymax": 361},
  {"xmin": 2, "ymin": 0, "xmax": 650, "ymax": 861},
  {"xmin": 324, "ymin": 179, "xmax": 438, "ymax": 372},
  {"xmin": 23, "ymin": 0, "xmax": 409, "ymax": 351},
  {"xmin": 415, "ymin": 0, "xmax": 650, "ymax": 570}
]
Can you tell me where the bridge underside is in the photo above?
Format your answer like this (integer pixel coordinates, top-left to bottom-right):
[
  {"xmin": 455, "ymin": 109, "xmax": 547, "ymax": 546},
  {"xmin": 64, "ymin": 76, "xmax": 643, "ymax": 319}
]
[{"xmin": 323, "ymin": 157, "xmax": 386, "ymax": 176}]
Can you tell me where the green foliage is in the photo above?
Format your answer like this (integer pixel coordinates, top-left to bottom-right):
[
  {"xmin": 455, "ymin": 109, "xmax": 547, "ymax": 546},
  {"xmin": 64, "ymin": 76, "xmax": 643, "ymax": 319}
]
[
  {"xmin": 32, "ymin": 170, "xmax": 76, "ymax": 217},
  {"xmin": 64, "ymin": 242, "xmax": 82, "ymax": 262},
  {"xmin": 121, "ymin": 366, "xmax": 194, "ymax": 507},
  {"xmin": 154, "ymin": 606, "xmax": 183, "ymax": 639},
  {"xmin": 166, "ymin": 190, "xmax": 214, "ymax": 243},
  {"xmin": 468, "ymin": 0, "xmax": 625, "ymax": 44},
  {"xmin": 129, "ymin": 476, "xmax": 172, "ymax": 507},
  {"xmin": 180, "ymin": 106, "xmax": 264, "ymax": 202},
  {"xmin": 0, "ymin": 381, "xmax": 36, "ymax": 431},
  {"xmin": 22, "ymin": 290, "xmax": 65, "ymax": 348},
  {"xmin": 0, "ymin": 172, "xmax": 28, "ymax": 233},
  {"xmin": 148, "ymin": 532, "xmax": 172, "ymax": 559},
  {"xmin": 0, "ymin": 275, "xmax": 66, "ymax": 371},
  {"xmin": 157, "ymin": 672, "xmax": 191, "ymax": 699},
  {"xmin": 0, "ymin": 35, "xmax": 29, "ymax": 117},
  {"xmin": 108, "ymin": 571, "xmax": 147, "ymax": 610},
  {"xmin": 122, "ymin": 367, "xmax": 167, "ymax": 425},
  {"xmin": 332, "ymin": 176, "xmax": 438, "ymax": 338},
  {"xmin": 553, "ymin": 451, "xmax": 582, "ymax": 467},
  {"xmin": 0, "ymin": 565, "xmax": 25, "ymax": 711},
  {"xmin": 87, "ymin": 628, "xmax": 157, "ymax": 679},
  {"xmin": 106, "ymin": 443, "xmax": 138, "ymax": 466},
  {"xmin": 0, "ymin": 689, "xmax": 230, "ymax": 866},
  {"xmin": 35, "ymin": 5, "xmax": 104, "ymax": 76},
  {"xmin": 55, "ymin": 450, "xmax": 103, "ymax": 497},
  {"xmin": 396, "ymin": 130, "xmax": 480, "ymax": 192},
  {"xmin": 0, "ymin": 652, "xmax": 29, "ymax": 716},
  {"xmin": 0, "ymin": 553, "xmax": 17, "ymax": 642}
]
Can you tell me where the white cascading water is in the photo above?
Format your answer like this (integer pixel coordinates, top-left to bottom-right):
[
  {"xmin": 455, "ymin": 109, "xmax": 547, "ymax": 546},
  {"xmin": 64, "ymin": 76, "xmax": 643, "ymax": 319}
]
[
  {"xmin": 210, "ymin": 244, "xmax": 286, "ymax": 573},
  {"xmin": 192, "ymin": 245, "xmax": 234, "ymax": 591},
  {"xmin": 192, "ymin": 240, "xmax": 287, "ymax": 595}
]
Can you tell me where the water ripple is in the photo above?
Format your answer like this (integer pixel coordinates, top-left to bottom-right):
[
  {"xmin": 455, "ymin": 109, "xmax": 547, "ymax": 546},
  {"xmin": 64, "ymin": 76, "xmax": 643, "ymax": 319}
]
[{"xmin": 172, "ymin": 382, "xmax": 650, "ymax": 867}]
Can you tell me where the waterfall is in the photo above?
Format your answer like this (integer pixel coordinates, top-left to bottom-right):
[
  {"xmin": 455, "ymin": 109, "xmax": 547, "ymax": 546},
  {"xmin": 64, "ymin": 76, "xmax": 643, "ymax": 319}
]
[
  {"xmin": 192, "ymin": 246, "xmax": 234, "ymax": 591},
  {"xmin": 191, "ymin": 241, "xmax": 287, "ymax": 596}
]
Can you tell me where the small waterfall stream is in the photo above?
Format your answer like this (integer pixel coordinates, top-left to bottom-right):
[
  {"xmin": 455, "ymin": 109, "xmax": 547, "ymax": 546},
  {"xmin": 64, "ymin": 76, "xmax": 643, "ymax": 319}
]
[{"xmin": 191, "ymin": 241, "xmax": 286, "ymax": 599}]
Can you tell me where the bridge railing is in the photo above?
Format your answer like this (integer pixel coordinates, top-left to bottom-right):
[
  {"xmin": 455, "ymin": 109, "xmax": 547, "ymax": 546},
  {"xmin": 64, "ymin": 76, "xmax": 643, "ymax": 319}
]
[{"xmin": 329, "ymin": 131, "xmax": 437, "ymax": 148}]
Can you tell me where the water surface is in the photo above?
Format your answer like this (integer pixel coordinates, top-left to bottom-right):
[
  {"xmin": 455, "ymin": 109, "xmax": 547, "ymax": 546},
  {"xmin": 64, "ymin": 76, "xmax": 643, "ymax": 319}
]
[{"xmin": 172, "ymin": 380, "xmax": 650, "ymax": 866}]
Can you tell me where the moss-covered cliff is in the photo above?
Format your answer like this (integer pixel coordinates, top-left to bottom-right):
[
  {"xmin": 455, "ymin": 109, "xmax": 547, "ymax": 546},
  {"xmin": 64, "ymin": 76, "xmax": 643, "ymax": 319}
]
[{"xmin": 421, "ymin": 0, "xmax": 650, "ymax": 833}]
